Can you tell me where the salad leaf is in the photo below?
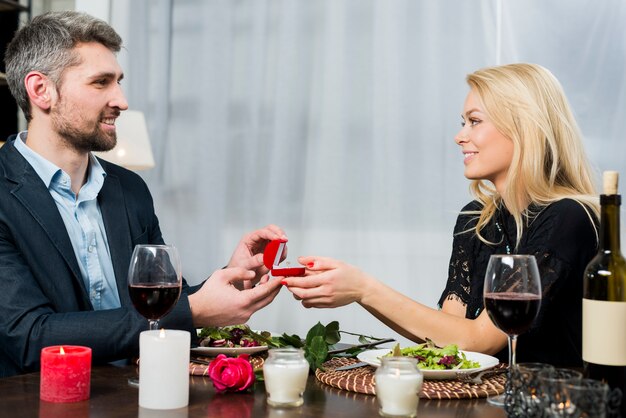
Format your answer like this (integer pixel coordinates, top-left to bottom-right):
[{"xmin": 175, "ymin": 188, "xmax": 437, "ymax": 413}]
[
  {"xmin": 386, "ymin": 341, "xmax": 480, "ymax": 370},
  {"xmin": 198, "ymin": 324, "xmax": 270, "ymax": 348}
]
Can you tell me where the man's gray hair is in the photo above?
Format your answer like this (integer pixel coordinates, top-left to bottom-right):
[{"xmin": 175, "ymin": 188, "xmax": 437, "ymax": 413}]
[{"xmin": 4, "ymin": 11, "xmax": 122, "ymax": 121}]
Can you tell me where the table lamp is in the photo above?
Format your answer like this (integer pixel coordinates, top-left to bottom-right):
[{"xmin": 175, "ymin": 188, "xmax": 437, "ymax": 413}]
[{"xmin": 94, "ymin": 110, "xmax": 155, "ymax": 170}]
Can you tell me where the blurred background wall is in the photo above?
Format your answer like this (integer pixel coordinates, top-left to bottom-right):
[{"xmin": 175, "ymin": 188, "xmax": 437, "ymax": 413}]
[{"xmin": 23, "ymin": 0, "xmax": 626, "ymax": 343}]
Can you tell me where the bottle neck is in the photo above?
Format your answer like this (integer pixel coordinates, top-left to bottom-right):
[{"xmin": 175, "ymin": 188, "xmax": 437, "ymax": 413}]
[{"xmin": 599, "ymin": 194, "xmax": 621, "ymax": 251}]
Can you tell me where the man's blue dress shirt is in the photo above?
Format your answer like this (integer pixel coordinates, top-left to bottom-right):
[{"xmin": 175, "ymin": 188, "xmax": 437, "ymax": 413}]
[{"xmin": 15, "ymin": 132, "xmax": 121, "ymax": 310}]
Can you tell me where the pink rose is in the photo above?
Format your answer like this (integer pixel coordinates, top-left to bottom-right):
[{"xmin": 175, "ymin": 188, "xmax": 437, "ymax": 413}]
[{"xmin": 208, "ymin": 354, "xmax": 255, "ymax": 393}]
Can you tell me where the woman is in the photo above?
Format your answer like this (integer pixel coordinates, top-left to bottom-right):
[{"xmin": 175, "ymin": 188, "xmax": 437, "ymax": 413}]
[{"xmin": 282, "ymin": 63, "xmax": 599, "ymax": 366}]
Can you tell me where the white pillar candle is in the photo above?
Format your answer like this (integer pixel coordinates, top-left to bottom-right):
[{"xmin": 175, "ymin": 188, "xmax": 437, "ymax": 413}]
[
  {"xmin": 375, "ymin": 357, "xmax": 423, "ymax": 417},
  {"xmin": 139, "ymin": 329, "xmax": 190, "ymax": 410},
  {"xmin": 263, "ymin": 348, "xmax": 309, "ymax": 407}
]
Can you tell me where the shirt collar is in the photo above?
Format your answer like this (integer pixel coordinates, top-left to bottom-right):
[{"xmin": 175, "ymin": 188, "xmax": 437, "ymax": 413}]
[{"xmin": 13, "ymin": 131, "xmax": 107, "ymax": 191}]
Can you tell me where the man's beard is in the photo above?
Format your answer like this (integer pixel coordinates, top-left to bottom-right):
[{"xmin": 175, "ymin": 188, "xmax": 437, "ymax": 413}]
[{"xmin": 51, "ymin": 102, "xmax": 118, "ymax": 154}]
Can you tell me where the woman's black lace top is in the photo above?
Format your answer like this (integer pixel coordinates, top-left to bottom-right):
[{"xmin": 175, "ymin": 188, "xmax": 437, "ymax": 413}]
[{"xmin": 437, "ymin": 199, "xmax": 598, "ymax": 366}]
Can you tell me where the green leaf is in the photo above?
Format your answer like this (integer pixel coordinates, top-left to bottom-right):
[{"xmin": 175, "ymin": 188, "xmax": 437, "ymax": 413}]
[
  {"xmin": 358, "ymin": 335, "xmax": 372, "ymax": 344},
  {"xmin": 392, "ymin": 343, "xmax": 402, "ymax": 356},
  {"xmin": 305, "ymin": 322, "xmax": 326, "ymax": 345},
  {"xmin": 197, "ymin": 326, "xmax": 230, "ymax": 340},
  {"xmin": 248, "ymin": 329, "xmax": 275, "ymax": 346},
  {"xmin": 305, "ymin": 335, "xmax": 329, "ymax": 372},
  {"xmin": 266, "ymin": 321, "xmax": 387, "ymax": 372},
  {"xmin": 440, "ymin": 344, "xmax": 458, "ymax": 357},
  {"xmin": 278, "ymin": 333, "xmax": 304, "ymax": 348},
  {"xmin": 324, "ymin": 321, "xmax": 341, "ymax": 345},
  {"xmin": 392, "ymin": 343, "xmax": 479, "ymax": 370},
  {"xmin": 342, "ymin": 346, "xmax": 366, "ymax": 356}
]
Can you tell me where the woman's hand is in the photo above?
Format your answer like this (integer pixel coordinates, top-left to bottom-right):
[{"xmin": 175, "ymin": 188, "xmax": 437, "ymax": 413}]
[{"xmin": 280, "ymin": 256, "xmax": 374, "ymax": 308}]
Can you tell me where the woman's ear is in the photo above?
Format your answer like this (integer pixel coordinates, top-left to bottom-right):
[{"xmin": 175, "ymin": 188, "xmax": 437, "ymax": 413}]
[{"xmin": 24, "ymin": 71, "xmax": 55, "ymax": 111}]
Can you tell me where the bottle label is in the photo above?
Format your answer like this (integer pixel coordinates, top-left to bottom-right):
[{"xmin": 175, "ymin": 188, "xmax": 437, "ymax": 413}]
[{"xmin": 583, "ymin": 298, "xmax": 626, "ymax": 366}]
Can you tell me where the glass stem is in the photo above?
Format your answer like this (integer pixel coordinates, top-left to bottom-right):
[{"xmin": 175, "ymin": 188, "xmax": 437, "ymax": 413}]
[
  {"xmin": 149, "ymin": 320, "xmax": 159, "ymax": 331},
  {"xmin": 508, "ymin": 334, "xmax": 518, "ymax": 369}
]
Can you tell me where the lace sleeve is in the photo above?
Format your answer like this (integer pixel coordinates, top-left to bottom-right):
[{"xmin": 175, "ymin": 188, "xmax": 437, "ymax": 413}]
[{"xmin": 438, "ymin": 202, "xmax": 481, "ymax": 310}]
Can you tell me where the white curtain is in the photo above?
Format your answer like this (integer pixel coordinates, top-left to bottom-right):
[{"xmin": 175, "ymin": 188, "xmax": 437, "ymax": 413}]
[{"xmin": 107, "ymin": 0, "xmax": 626, "ymax": 344}]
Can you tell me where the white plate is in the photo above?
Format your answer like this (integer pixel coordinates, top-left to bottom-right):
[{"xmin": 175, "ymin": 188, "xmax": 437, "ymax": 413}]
[
  {"xmin": 356, "ymin": 348, "xmax": 499, "ymax": 380},
  {"xmin": 191, "ymin": 345, "xmax": 269, "ymax": 356}
]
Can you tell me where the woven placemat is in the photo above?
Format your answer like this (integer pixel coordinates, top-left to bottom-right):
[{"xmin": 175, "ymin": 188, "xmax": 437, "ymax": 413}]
[
  {"xmin": 315, "ymin": 357, "xmax": 507, "ymax": 399},
  {"xmin": 189, "ymin": 354, "xmax": 266, "ymax": 376}
]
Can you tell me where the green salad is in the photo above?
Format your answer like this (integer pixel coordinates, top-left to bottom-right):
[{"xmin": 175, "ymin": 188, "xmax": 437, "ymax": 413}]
[
  {"xmin": 197, "ymin": 324, "xmax": 273, "ymax": 348},
  {"xmin": 386, "ymin": 341, "xmax": 480, "ymax": 370}
]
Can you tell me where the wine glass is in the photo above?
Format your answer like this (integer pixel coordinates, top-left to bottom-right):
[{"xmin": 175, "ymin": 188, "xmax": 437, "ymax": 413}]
[
  {"xmin": 127, "ymin": 244, "xmax": 182, "ymax": 386},
  {"xmin": 128, "ymin": 244, "xmax": 182, "ymax": 330},
  {"xmin": 483, "ymin": 254, "xmax": 542, "ymax": 407}
]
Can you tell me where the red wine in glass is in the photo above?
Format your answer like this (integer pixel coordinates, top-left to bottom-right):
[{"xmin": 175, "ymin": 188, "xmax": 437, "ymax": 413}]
[
  {"xmin": 484, "ymin": 292, "xmax": 541, "ymax": 336},
  {"xmin": 128, "ymin": 283, "xmax": 181, "ymax": 322}
]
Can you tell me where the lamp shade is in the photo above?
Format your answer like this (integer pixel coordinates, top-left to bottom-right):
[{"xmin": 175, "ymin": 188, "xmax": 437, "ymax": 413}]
[{"xmin": 94, "ymin": 110, "xmax": 155, "ymax": 170}]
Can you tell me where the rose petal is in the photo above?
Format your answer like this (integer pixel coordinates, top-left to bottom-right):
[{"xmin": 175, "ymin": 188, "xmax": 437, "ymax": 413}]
[
  {"xmin": 222, "ymin": 366, "xmax": 243, "ymax": 387},
  {"xmin": 239, "ymin": 364, "xmax": 254, "ymax": 390}
]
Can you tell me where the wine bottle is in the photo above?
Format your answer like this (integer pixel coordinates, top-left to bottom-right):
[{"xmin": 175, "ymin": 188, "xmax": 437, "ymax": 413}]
[{"xmin": 583, "ymin": 171, "xmax": 626, "ymax": 413}]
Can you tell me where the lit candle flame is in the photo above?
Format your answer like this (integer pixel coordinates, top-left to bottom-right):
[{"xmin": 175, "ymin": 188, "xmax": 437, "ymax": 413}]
[
  {"xmin": 159, "ymin": 329, "xmax": 166, "ymax": 338},
  {"xmin": 59, "ymin": 346, "xmax": 65, "ymax": 355}
]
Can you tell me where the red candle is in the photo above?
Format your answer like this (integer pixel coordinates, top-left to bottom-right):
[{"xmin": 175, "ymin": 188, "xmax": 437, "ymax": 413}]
[{"xmin": 40, "ymin": 346, "xmax": 92, "ymax": 403}]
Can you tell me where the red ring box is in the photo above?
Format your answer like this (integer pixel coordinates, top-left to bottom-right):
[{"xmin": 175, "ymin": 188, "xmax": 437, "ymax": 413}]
[{"xmin": 263, "ymin": 239, "xmax": 305, "ymax": 277}]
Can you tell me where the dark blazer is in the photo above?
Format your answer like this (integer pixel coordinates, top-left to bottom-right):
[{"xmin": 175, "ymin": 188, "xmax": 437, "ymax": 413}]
[{"xmin": 0, "ymin": 138, "xmax": 198, "ymax": 377}]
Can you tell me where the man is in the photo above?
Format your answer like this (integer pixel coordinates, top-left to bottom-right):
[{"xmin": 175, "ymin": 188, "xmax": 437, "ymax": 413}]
[{"xmin": 0, "ymin": 11, "xmax": 283, "ymax": 377}]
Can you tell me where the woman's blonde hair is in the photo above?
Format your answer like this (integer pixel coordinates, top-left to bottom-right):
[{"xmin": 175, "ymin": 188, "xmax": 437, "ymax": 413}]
[{"xmin": 464, "ymin": 63, "xmax": 599, "ymax": 246}]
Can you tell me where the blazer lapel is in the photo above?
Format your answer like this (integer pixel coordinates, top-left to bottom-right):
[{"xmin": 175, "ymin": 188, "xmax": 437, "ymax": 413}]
[
  {"xmin": 98, "ymin": 172, "xmax": 133, "ymax": 307},
  {"xmin": 3, "ymin": 143, "xmax": 89, "ymax": 304}
]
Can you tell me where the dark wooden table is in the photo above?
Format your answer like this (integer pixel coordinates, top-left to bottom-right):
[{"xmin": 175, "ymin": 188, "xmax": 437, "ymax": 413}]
[{"xmin": 0, "ymin": 365, "xmax": 507, "ymax": 417}]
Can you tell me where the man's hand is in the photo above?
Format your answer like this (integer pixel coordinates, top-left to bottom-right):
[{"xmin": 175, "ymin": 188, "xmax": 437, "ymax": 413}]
[
  {"xmin": 227, "ymin": 224, "xmax": 287, "ymax": 288},
  {"xmin": 188, "ymin": 267, "xmax": 283, "ymax": 327}
]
